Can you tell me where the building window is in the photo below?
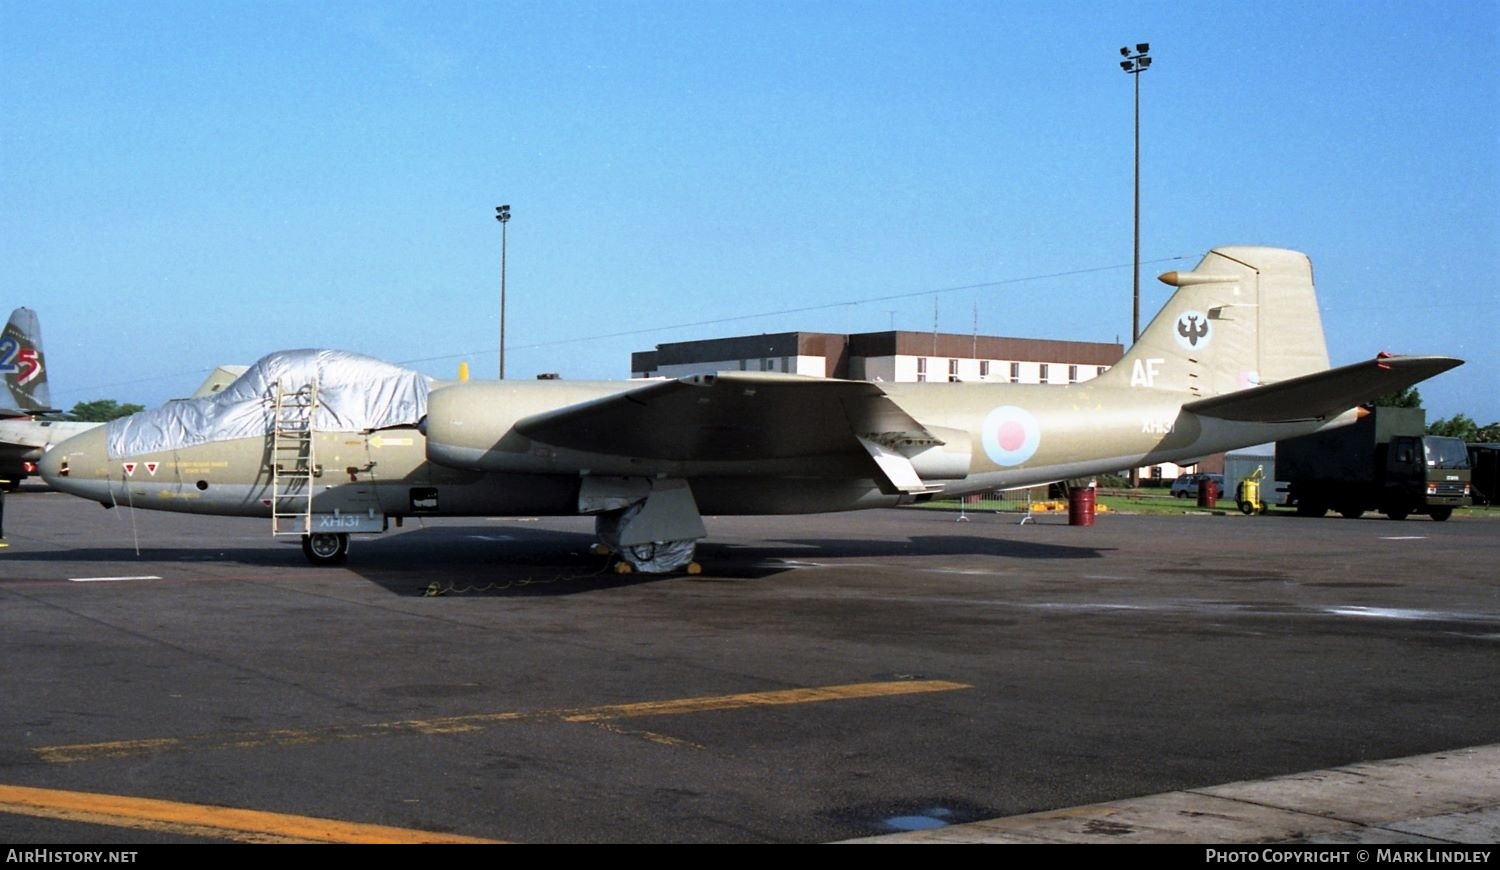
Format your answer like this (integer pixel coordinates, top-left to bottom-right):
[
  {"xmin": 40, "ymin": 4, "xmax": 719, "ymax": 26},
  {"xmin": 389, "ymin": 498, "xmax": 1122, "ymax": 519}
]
[
  {"xmin": 782, "ymin": 356, "xmax": 790, "ymax": 374},
  {"xmin": 980, "ymin": 360, "xmax": 990, "ymax": 379},
  {"xmin": 1009, "ymin": 362, "xmax": 1020, "ymax": 383},
  {"xmin": 948, "ymin": 359, "xmax": 959, "ymax": 382},
  {"xmin": 1068, "ymin": 365, "xmax": 1079, "ymax": 383},
  {"xmin": 1039, "ymin": 363, "xmax": 1050, "ymax": 383},
  {"xmin": 1097, "ymin": 366, "xmax": 1108, "ymax": 377},
  {"xmin": 763, "ymin": 358, "xmax": 774, "ymax": 372},
  {"xmin": 916, "ymin": 357, "xmax": 927, "ymax": 382}
]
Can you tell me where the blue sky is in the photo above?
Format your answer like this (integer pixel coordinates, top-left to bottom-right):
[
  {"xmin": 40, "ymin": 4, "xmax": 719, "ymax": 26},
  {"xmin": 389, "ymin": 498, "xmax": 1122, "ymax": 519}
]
[{"xmin": 3, "ymin": 1, "xmax": 1496, "ymax": 422}]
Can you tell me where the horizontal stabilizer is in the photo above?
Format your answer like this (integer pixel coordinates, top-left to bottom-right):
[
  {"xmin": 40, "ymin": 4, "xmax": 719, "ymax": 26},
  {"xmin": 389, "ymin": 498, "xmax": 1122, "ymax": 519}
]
[
  {"xmin": 1184, "ymin": 355, "xmax": 1463, "ymax": 423},
  {"xmin": 1, "ymin": 405, "xmax": 61, "ymax": 420}
]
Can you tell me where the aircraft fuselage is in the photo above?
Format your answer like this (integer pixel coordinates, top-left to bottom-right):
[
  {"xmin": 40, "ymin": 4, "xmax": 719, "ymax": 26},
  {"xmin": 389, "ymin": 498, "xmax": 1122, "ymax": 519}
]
[{"xmin": 41, "ymin": 378, "xmax": 1337, "ymax": 519}]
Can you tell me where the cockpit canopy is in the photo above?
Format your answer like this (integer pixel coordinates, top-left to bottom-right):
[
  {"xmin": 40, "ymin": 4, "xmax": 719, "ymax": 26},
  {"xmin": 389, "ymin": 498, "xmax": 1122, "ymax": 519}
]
[{"xmin": 107, "ymin": 349, "xmax": 431, "ymax": 459}]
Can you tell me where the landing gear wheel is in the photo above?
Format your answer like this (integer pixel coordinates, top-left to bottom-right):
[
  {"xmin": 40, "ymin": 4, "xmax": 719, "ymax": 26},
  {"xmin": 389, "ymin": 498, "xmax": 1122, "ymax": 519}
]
[
  {"xmin": 1384, "ymin": 505, "xmax": 1410, "ymax": 521},
  {"xmin": 1429, "ymin": 506, "xmax": 1453, "ymax": 522},
  {"xmin": 1339, "ymin": 507, "xmax": 1365, "ymax": 520},
  {"xmin": 302, "ymin": 532, "xmax": 350, "ymax": 565}
]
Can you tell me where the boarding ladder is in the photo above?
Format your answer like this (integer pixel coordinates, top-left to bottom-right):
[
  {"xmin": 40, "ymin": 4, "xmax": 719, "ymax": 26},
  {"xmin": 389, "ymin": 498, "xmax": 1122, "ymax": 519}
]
[{"xmin": 270, "ymin": 379, "xmax": 318, "ymax": 536}]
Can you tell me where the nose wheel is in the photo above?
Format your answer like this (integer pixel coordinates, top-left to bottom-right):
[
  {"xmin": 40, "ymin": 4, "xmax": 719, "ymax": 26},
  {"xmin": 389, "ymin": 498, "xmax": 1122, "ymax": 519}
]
[{"xmin": 301, "ymin": 532, "xmax": 350, "ymax": 565}]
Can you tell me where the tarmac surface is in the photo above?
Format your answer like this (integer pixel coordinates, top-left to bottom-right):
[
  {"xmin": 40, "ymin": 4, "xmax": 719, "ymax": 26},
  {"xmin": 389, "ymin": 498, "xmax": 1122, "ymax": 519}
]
[{"xmin": 1, "ymin": 486, "xmax": 1498, "ymax": 844}]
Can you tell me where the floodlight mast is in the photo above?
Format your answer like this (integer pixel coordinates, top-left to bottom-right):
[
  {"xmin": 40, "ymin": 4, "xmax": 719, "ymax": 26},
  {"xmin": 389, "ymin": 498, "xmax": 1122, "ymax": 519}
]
[{"xmin": 495, "ymin": 204, "xmax": 511, "ymax": 379}]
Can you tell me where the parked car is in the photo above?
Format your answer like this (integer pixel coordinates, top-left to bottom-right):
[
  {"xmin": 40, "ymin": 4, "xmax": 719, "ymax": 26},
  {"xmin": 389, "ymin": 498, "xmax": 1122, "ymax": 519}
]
[{"xmin": 1170, "ymin": 473, "xmax": 1227, "ymax": 499}]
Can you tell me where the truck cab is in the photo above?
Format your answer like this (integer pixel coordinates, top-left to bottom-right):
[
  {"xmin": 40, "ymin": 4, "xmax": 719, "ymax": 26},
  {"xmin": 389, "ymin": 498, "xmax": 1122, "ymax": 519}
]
[
  {"xmin": 1376, "ymin": 433, "xmax": 1469, "ymax": 520},
  {"xmin": 1399, "ymin": 434, "xmax": 1471, "ymax": 521}
]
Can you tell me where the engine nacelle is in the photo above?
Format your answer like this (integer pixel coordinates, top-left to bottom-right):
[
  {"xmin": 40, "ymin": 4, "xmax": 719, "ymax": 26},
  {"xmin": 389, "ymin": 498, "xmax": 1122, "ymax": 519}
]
[{"xmin": 422, "ymin": 381, "xmax": 536, "ymax": 472}]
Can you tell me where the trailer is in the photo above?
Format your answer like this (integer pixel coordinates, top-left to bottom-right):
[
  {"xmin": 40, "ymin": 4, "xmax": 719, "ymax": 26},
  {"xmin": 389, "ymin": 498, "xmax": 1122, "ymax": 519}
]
[{"xmin": 1276, "ymin": 407, "xmax": 1471, "ymax": 520}]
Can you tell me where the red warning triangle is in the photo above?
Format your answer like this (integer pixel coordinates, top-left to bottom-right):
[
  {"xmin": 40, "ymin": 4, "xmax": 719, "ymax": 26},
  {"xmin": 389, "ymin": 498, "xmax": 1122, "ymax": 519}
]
[
  {"xmin": 145, "ymin": 462, "xmax": 159, "ymax": 476},
  {"xmin": 122, "ymin": 462, "xmax": 136, "ymax": 477}
]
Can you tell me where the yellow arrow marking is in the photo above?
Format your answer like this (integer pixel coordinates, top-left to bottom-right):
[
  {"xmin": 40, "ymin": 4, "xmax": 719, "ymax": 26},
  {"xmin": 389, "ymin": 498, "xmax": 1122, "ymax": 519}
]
[{"xmin": 369, "ymin": 435, "xmax": 413, "ymax": 448}]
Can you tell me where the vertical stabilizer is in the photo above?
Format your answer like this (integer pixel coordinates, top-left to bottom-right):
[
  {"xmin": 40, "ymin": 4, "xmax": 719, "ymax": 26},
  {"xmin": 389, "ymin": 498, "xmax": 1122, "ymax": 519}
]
[
  {"xmin": 2, "ymin": 307, "xmax": 52, "ymax": 413},
  {"xmin": 1100, "ymin": 247, "xmax": 1330, "ymax": 398}
]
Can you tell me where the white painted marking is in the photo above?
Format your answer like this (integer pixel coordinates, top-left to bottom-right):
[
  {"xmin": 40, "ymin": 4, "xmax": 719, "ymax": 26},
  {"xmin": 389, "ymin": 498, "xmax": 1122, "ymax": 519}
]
[
  {"xmin": 1130, "ymin": 357, "xmax": 1163, "ymax": 388},
  {"xmin": 1325, "ymin": 606, "xmax": 1486, "ymax": 622},
  {"xmin": 69, "ymin": 575, "xmax": 164, "ymax": 583},
  {"xmin": 1379, "ymin": 536, "xmax": 1427, "ymax": 541}
]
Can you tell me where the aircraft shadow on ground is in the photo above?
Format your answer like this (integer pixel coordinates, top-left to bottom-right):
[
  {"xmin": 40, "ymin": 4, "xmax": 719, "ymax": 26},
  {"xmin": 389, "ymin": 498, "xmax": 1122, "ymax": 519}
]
[
  {"xmin": 346, "ymin": 528, "xmax": 1110, "ymax": 596},
  {"xmin": 7, "ymin": 525, "xmax": 1109, "ymax": 598}
]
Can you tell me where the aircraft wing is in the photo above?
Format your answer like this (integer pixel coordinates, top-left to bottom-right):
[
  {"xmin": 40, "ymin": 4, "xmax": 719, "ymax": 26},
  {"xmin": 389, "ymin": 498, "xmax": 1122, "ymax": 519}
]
[
  {"xmin": 1184, "ymin": 355, "xmax": 1463, "ymax": 423},
  {"xmin": 514, "ymin": 371, "xmax": 935, "ymax": 462}
]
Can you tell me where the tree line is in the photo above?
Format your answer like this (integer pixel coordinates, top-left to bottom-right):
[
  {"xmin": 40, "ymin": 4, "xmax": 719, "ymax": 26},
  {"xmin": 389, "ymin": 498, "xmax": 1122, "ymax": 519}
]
[{"xmin": 66, "ymin": 400, "xmax": 145, "ymax": 422}]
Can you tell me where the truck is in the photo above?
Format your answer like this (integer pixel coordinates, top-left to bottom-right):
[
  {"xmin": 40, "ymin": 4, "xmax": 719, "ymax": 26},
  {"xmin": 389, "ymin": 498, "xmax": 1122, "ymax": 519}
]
[{"xmin": 1276, "ymin": 406, "xmax": 1471, "ymax": 521}]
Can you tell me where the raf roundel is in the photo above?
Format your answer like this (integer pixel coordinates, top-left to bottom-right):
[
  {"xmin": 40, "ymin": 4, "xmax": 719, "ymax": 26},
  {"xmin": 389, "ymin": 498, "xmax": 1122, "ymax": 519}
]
[{"xmin": 981, "ymin": 405, "xmax": 1041, "ymax": 467}]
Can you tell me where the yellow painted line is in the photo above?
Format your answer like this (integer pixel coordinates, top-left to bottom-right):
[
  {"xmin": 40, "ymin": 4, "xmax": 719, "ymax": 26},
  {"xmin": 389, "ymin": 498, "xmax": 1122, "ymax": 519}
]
[
  {"xmin": 558, "ymin": 680, "xmax": 972, "ymax": 722},
  {"xmin": 36, "ymin": 679, "xmax": 970, "ymax": 764},
  {"xmin": 0, "ymin": 784, "xmax": 502, "ymax": 844},
  {"xmin": 34, "ymin": 716, "xmax": 529, "ymax": 764}
]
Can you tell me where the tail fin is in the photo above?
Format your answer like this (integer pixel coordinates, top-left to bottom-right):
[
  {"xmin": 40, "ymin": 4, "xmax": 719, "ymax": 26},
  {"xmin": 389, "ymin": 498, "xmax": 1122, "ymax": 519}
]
[
  {"xmin": 1101, "ymin": 247, "xmax": 1329, "ymax": 398},
  {"xmin": 2, "ymin": 307, "xmax": 53, "ymax": 415},
  {"xmin": 188, "ymin": 365, "xmax": 250, "ymax": 398}
]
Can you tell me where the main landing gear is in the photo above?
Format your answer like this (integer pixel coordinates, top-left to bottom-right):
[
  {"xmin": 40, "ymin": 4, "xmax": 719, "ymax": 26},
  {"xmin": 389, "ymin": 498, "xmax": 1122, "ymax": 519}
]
[
  {"xmin": 583, "ymin": 477, "xmax": 707, "ymax": 574},
  {"xmin": 302, "ymin": 532, "xmax": 350, "ymax": 565}
]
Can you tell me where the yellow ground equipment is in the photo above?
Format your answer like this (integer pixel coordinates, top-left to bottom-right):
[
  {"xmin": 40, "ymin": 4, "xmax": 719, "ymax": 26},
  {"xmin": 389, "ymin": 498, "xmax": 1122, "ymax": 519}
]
[{"xmin": 1236, "ymin": 466, "xmax": 1269, "ymax": 515}]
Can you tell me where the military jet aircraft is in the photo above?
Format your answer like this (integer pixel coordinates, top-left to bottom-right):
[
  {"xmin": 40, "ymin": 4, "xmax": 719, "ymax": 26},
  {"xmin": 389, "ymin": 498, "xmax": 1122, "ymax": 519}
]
[{"xmin": 40, "ymin": 247, "xmax": 1461, "ymax": 571}]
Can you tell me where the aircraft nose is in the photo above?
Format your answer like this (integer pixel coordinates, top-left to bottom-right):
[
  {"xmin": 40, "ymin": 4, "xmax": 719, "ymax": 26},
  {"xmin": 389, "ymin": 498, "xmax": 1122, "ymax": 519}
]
[{"xmin": 39, "ymin": 425, "xmax": 113, "ymax": 502}]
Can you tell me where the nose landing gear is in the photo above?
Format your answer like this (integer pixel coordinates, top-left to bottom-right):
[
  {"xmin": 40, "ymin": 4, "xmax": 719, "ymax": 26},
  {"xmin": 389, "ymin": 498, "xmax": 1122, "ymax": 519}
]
[{"xmin": 302, "ymin": 532, "xmax": 350, "ymax": 565}]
